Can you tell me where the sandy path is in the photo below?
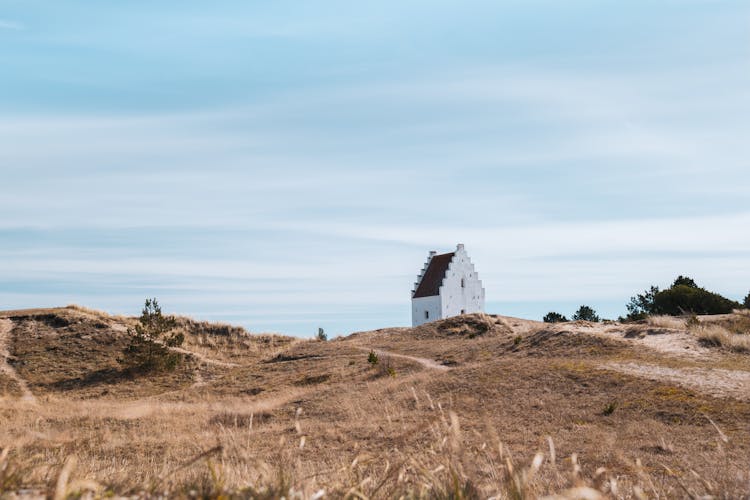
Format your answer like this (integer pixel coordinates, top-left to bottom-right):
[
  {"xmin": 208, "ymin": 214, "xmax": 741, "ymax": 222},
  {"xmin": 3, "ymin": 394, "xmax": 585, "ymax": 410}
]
[
  {"xmin": 581, "ymin": 323, "xmax": 713, "ymax": 359},
  {"xmin": 605, "ymin": 361, "xmax": 750, "ymax": 402},
  {"xmin": 168, "ymin": 346, "xmax": 239, "ymax": 368},
  {"xmin": 0, "ymin": 318, "xmax": 37, "ymax": 403},
  {"xmin": 359, "ymin": 347, "xmax": 451, "ymax": 372}
]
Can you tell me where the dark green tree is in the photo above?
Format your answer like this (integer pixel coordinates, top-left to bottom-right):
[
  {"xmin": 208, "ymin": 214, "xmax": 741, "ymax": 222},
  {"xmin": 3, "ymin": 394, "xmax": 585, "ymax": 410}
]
[
  {"xmin": 543, "ymin": 312, "xmax": 568, "ymax": 323},
  {"xmin": 743, "ymin": 291, "xmax": 750, "ymax": 309},
  {"xmin": 626, "ymin": 285, "xmax": 660, "ymax": 320},
  {"xmin": 672, "ymin": 275, "xmax": 698, "ymax": 288},
  {"xmin": 626, "ymin": 277, "xmax": 740, "ymax": 318},
  {"xmin": 572, "ymin": 305, "xmax": 600, "ymax": 322},
  {"xmin": 652, "ymin": 285, "xmax": 739, "ymax": 316},
  {"xmin": 317, "ymin": 327, "xmax": 327, "ymax": 341},
  {"xmin": 119, "ymin": 298, "xmax": 184, "ymax": 373}
]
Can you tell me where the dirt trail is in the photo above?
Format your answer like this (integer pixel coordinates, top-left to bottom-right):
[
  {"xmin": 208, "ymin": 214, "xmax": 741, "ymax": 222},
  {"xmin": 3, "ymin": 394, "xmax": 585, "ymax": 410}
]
[
  {"xmin": 579, "ymin": 322, "xmax": 713, "ymax": 359},
  {"xmin": 605, "ymin": 361, "xmax": 750, "ymax": 402},
  {"xmin": 0, "ymin": 318, "xmax": 37, "ymax": 403},
  {"xmin": 360, "ymin": 347, "xmax": 451, "ymax": 372},
  {"xmin": 168, "ymin": 346, "xmax": 239, "ymax": 368}
]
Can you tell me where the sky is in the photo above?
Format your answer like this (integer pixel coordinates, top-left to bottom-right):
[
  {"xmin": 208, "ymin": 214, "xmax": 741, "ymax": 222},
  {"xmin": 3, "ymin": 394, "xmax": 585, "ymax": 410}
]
[{"xmin": 1, "ymin": 1, "xmax": 749, "ymax": 336}]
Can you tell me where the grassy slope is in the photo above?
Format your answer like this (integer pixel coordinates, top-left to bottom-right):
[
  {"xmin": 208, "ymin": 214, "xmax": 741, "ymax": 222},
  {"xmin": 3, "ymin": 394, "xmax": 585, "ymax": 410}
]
[{"xmin": 0, "ymin": 306, "xmax": 749, "ymax": 498}]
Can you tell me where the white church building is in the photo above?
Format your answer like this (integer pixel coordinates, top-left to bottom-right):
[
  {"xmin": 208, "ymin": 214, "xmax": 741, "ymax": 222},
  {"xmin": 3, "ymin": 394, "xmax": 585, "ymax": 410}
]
[{"xmin": 411, "ymin": 244, "xmax": 485, "ymax": 326}]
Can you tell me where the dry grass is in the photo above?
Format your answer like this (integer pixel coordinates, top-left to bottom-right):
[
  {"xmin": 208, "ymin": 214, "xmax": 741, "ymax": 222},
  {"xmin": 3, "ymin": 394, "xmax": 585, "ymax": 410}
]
[
  {"xmin": 646, "ymin": 315, "xmax": 686, "ymax": 330},
  {"xmin": 690, "ymin": 323, "xmax": 750, "ymax": 353},
  {"xmin": 1, "ymin": 308, "xmax": 750, "ymax": 498},
  {"xmin": 1, "ymin": 391, "xmax": 747, "ymax": 498},
  {"xmin": 176, "ymin": 317, "xmax": 298, "ymax": 365}
]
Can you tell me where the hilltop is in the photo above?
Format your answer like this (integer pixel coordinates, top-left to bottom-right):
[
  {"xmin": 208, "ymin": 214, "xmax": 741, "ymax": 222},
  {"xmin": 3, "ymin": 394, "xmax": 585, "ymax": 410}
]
[{"xmin": 1, "ymin": 306, "xmax": 749, "ymax": 498}]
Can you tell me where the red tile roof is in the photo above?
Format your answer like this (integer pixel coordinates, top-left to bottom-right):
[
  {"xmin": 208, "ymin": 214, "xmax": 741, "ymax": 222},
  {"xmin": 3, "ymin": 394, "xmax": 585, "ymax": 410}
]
[{"xmin": 412, "ymin": 252, "xmax": 455, "ymax": 298}]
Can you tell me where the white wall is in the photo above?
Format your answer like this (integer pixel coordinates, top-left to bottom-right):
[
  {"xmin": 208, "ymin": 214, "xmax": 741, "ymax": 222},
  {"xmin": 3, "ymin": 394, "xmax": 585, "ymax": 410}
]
[
  {"xmin": 410, "ymin": 244, "xmax": 485, "ymax": 326},
  {"xmin": 440, "ymin": 244, "xmax": 485, "ymax": 318},
  {"xmin": 412, "ymin": 295, "xmax": 441, "ymax": 326}
]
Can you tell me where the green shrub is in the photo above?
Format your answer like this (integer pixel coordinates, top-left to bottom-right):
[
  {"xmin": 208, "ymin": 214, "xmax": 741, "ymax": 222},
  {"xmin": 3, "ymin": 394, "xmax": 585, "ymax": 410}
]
[
  {"xmin": 119, "ymin": 298, "xmax": 184, "ymax": 374},
  {"xmin": 686, "ymin": 314, "xmax": 700, "ymax": 329},
  {"xmin": 543, "ymin": 312, "xmax": 568, "ymax": 323},
  {"xmin": 601, "ymin": 401, "xmax": 618, "ymax": 416},
  {"xmin": 572, "ymin": 305, "xmax": 599, "ymax": 322},
  {"xmin": 672, "ymin": 275, "xmax": 698, "ymax": 288},
  {"xmin": 744, "ymin": 291, "xmax": 750, "ymax": 309},
  {"xmin": 627, "ymin": 276, "xmax": 740, "ymax": 318},
  {"xmin": 367, "ymin": 350, "xmax": 379, "ymax": 365},
  {"xmin": 626, "ymin": 285, "xmax": 660, "ymax": 320},
  {"xmin": 653, "ymin": 285, "xmax": 739, "ymax": 316},
  {"xmin": 317, "ymin": 327, "xmax": 327, "ymax": 341}
]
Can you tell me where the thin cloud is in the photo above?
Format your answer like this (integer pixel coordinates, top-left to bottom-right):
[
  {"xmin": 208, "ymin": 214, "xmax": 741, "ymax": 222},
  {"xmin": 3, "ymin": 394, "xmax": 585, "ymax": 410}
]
[{"xmin": 0, "ymin": 19, "xmax": 24, "ymax": 30}]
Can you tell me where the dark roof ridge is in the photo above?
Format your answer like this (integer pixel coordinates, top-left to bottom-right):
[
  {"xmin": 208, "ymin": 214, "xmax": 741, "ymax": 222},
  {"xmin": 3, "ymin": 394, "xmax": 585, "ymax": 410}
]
[{"xmin": 412, "ymin": 252, "xmax": 455, "ymax": 298}]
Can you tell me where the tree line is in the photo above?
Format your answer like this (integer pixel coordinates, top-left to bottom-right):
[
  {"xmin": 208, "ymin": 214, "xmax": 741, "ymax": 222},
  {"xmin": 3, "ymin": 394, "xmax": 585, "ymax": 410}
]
[{"xmin": 544, "ymin": 276, "xmax": 750, "ymax": 324}]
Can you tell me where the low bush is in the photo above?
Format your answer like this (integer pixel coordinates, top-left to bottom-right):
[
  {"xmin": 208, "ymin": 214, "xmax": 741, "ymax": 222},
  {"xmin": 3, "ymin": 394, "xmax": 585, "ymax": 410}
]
[
  {"xmin": 543, "ymin": 312, "xmax": 568, "ymax": 323},
  {"xmin": 627, "ymin": 276, "xmax": 741, "ymax": 319},
  {"xmin": 572, "ymin": 305, "xmax": 599, "ymax": 322},
  {"xmin": 654, "ymin": 285, "xmax": 739, "ymax": 316},
  {"xmin": 601, "ymin": 401, "xmax": 618, "ymax": 416}
]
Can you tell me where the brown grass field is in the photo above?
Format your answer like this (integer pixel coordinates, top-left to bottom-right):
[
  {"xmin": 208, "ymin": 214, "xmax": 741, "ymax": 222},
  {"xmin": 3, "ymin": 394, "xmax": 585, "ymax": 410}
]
[{"xmin": 1, "ymin": 306, "xmax": 749, "ymax": 498}]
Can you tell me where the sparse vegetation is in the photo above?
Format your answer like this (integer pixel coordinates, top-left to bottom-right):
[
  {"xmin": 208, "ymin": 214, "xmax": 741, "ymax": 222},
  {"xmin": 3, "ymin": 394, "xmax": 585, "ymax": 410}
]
[
  {"xmin": 2, "ymin": 306, "xmax": 750, "ymax": 497},
  {"xmin": 317, "ymin": 327, "xmax": 327, "ymax": 341},
  {"xmin": 601, "ymin": 400, "xmax": 618, "ymax": 416},
  {"xmin": 690, "ymin": 322, "xmax": 750, "ymax": 353},
  {"xmin": 572, "ymin": 305, "xmax": 599, "ymax": 322},
  {"xmin": 686, "ymin": 314, "xmax": 700, "ymax": 329},
  {"xmin": 367, "ymin": 350, "xmax": 379, "ymax": 365},
  {"xmin": 646, "ymin": 315, "xmax": 685, "ymax": 330},
  {"xmin": 543, "ymin": 311, "xmax": 568, "ymax": 323},
  {"xmin": 119, "ymin": 298, "xmax": 184, "ymax": 373}
]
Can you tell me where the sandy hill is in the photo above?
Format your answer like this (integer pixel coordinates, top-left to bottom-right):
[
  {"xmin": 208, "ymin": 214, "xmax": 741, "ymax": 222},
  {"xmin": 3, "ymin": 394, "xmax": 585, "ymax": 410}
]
[{"xmin": 1, "ymin": 306, "xmax": 749, "ymax": 498}]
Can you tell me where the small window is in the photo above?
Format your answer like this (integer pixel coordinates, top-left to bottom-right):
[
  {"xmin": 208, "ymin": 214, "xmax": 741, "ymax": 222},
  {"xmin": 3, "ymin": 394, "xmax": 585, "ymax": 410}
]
[{"xmin": 425, "ymin": 311, "xmax": 429, "ymax": 319}]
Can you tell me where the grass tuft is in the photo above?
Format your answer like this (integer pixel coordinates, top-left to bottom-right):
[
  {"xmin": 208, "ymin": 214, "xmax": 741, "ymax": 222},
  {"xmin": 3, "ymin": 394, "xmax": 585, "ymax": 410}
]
[
  {"xmin": 646, "ymin": 315, "xmax": 686, "ymax": 330},
  {"xmin": 690, "ymin": 323, "xmax": 750, "ymax": 353}
]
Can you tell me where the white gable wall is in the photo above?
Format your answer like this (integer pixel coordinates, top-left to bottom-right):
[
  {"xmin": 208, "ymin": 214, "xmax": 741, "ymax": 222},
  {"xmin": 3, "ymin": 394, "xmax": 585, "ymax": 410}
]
[
  {"xmin": 439, "ymin": 245, "xmax": 485, "ymax": 318},
  {"xmin": 412, "ymin": 295, "xmax": 441, "ymax": 327},
  {"xmin": 410, "ymin": 244, "xmax": 485, "ymax": 327}
]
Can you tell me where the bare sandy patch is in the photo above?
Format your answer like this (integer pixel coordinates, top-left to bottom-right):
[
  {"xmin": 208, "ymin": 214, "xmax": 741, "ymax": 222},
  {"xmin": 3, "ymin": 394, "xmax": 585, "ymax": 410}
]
[
  {"xmin": 605, "ymin": 361, "xmax": 750, "ymax": 401},
  {"xmin": 588, "ymin": 323, "xmax": 713, "ymax": 358}
]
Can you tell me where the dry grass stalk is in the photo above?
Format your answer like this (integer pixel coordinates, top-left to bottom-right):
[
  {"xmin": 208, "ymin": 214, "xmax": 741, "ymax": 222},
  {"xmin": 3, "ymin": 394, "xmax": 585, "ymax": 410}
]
[
  {"xmin": 689, "ymin": 323, "xmax": 750, "ymax": 353},
  {"xmin": 2, "ymin": 306, "xmax": 750, "ymax": 497},
  {"xmin": 646, "ymin": 315, "xmax": 686, "ymax": 330}
]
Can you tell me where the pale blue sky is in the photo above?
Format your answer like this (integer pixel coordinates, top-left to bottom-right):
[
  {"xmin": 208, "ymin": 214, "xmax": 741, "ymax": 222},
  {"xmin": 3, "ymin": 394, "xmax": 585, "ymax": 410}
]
[{"xmin": 1, "ymin": 1, "xmax": 748, "ymax": 336}]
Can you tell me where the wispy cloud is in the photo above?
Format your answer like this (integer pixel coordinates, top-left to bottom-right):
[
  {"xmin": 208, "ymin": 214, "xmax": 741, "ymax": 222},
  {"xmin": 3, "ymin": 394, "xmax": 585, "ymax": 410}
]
[
  {"xmin": 0, "ymin": 19, "xmax": 23, "ymax": 30},
  {"xmin": 1, "ymin": 1, "xmax": 748, "ymax": 334}
]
